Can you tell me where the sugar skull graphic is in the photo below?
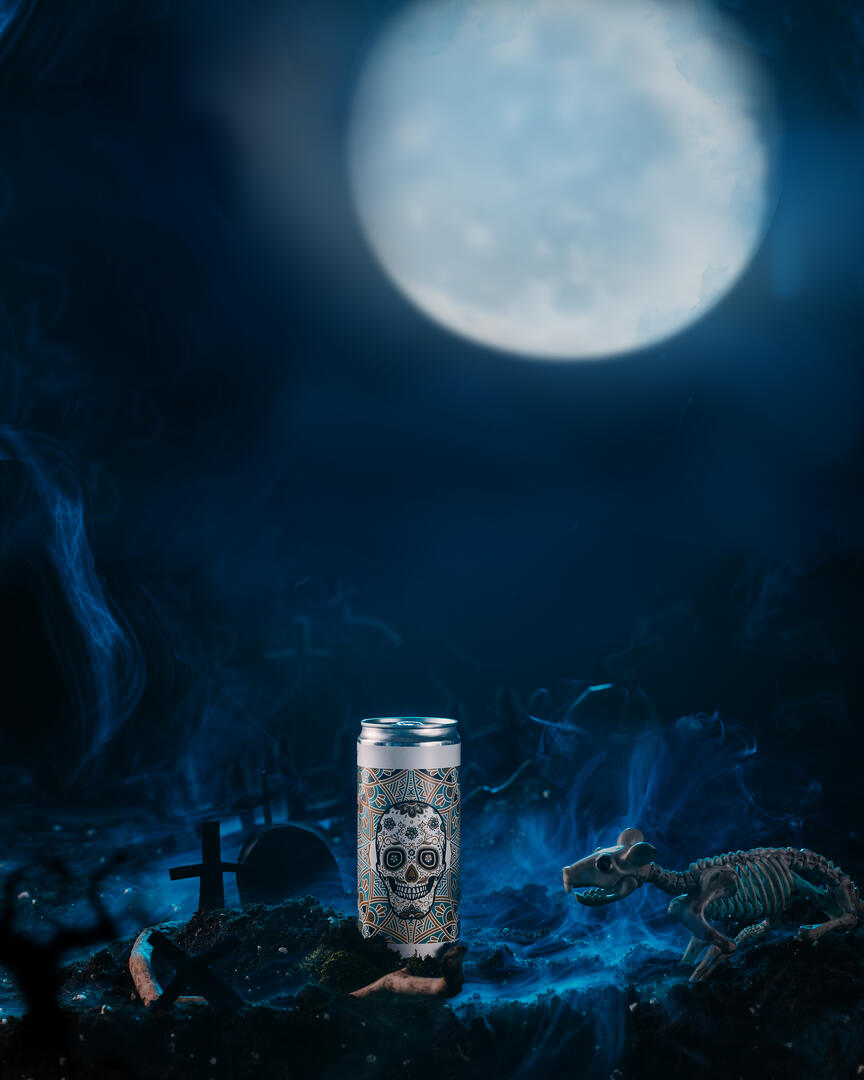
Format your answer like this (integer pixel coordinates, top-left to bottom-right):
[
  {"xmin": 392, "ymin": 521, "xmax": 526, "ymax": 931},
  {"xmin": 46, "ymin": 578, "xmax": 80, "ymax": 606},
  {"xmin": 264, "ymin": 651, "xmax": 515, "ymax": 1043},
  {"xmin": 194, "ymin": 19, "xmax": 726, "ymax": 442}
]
[{"xmin": 372, "ymin": 801, "xmax": 449, "ymax": 919}]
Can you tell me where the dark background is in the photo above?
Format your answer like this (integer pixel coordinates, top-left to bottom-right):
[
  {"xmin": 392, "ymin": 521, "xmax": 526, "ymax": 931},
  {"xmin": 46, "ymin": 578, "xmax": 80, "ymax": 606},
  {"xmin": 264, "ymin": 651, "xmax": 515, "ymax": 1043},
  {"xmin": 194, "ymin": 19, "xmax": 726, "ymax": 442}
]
[{"xmin": 0, "ymin": 0, "xmax": 862, "ymax": 847}]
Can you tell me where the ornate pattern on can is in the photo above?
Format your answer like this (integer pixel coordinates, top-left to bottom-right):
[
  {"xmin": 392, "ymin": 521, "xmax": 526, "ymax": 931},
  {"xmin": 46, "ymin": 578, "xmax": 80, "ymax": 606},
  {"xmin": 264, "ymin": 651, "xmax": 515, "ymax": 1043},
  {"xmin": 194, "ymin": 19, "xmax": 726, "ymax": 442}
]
[{"xmin": 358, "ymin": 764, "xmax": 460, "ymax": 950}]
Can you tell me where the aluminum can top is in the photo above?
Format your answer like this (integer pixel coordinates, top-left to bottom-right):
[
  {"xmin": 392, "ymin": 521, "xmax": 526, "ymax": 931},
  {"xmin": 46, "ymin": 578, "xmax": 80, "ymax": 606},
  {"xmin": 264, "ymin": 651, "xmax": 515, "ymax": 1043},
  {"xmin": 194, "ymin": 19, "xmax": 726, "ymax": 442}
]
[{"xmin": 358, "ymin": 716, "xmax": 460, "ymax": 747}]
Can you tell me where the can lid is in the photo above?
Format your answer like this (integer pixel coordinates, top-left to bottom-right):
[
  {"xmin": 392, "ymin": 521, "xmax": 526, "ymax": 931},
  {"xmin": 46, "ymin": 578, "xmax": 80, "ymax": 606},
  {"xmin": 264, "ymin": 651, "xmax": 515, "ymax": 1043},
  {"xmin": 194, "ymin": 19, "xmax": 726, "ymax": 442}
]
[{"xmin": 358, "ymin": 716, "xmax": 460, "ymax": 746}]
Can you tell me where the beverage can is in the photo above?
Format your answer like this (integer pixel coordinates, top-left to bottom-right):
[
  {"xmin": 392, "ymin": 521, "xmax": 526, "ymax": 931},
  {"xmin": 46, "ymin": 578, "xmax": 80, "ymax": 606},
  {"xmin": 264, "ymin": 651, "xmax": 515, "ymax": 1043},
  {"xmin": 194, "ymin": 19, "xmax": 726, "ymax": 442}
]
[{"xmin": 357, "ymin": 716, "xmax": 461, "ymax": 956}]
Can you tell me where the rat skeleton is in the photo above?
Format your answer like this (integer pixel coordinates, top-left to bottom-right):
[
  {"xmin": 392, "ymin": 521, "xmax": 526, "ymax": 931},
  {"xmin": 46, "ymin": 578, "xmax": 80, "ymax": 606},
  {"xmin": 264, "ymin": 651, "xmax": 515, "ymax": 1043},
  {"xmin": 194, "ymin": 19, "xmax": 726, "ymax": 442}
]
[{"xmin": 563, "ymin": 828, "xmax": 863, "ymax": 981}]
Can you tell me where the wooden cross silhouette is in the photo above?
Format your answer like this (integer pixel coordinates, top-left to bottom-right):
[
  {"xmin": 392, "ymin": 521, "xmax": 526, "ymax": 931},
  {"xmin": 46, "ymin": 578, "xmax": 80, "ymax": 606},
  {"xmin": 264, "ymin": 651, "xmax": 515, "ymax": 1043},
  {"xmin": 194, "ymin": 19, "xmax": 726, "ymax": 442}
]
[
  {"xmin": 148, "ymin": 930, "xmax": 243, "ymax": 1009},
  {"xmin": 169, "ymin": 821, "xmax": 240, "ymax": 911},
  {"xmin": 260, "ymin": 770, "xmax": 273, "ymax": 826}
]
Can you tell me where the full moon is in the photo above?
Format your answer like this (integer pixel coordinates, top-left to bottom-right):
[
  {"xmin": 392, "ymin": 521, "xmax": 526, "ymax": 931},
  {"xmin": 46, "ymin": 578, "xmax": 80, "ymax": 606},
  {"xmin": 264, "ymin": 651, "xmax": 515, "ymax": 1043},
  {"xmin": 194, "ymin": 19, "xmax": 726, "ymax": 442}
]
[{"xmin": 348, "ymin": 0, "xmax": 777, "ymax": 360}]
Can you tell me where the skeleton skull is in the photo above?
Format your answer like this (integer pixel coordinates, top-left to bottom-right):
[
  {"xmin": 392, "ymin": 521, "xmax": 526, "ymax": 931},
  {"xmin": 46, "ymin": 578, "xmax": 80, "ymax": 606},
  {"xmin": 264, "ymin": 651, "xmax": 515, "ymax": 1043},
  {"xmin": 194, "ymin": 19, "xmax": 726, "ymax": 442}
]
[
  {"xmin": 373, "ymin": 801, "xmax": 449, "ymax": 919},
  {"xmin": 562, "ymin": 827, "xmax": 657, "ymax": 906}
]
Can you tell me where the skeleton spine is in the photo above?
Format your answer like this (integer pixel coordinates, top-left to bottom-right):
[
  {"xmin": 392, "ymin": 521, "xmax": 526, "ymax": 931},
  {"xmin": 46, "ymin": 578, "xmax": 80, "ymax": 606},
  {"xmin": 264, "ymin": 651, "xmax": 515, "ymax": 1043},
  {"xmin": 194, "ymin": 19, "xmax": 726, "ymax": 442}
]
[
  {"xmin": 787, "ymin": 847, "xmax": 848, "ymax": 887},
  {"xmin": 787, "ymin": 847, "xmax": 864, "ymax": 913},
  {"xmin": 646, "ymin": 864, "xmax": 695, "ymax": 895}
]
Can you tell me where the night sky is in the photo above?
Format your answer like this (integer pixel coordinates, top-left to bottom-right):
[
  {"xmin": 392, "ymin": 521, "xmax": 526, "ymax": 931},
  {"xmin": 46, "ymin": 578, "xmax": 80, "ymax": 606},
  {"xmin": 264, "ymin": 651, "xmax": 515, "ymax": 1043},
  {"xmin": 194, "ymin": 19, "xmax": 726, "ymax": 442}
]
[{"xmin": 1, "ymin": 0, "xmax": 863, "ymax": 834}]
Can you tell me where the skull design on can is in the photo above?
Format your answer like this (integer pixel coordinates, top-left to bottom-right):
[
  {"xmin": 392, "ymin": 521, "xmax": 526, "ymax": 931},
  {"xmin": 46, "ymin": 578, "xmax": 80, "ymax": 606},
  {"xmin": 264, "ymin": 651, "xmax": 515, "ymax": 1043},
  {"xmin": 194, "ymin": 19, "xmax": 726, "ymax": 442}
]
[{"xmin": 372, "ymin": 801, "xmax": 449, "ymax": 918}]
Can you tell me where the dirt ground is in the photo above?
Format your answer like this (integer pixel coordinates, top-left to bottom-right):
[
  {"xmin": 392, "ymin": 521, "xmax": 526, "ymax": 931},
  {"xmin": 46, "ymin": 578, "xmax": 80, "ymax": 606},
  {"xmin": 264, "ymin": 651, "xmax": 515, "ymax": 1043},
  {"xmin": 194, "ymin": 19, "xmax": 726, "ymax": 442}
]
[{"xmin": 1, "ymin": 895, "xmax": 862, "ymax": 1080}]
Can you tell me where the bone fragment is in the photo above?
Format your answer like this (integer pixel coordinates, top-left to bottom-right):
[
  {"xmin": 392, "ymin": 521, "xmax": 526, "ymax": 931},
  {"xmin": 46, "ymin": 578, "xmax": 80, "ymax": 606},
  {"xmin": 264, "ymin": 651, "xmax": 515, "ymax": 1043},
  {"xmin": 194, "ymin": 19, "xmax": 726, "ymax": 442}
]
[
  {"xmin": 128, "ymin": 924, "xmax": 205, "ymax": 1008},
  {"xmin": 350, "ymin": 944, "xmax": 466, "ymax": 999}
]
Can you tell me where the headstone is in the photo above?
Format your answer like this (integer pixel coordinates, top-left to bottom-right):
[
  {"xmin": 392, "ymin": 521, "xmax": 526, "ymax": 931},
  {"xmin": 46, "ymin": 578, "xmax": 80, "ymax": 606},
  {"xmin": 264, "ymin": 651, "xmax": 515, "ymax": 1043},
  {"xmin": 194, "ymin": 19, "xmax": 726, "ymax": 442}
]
[{"xmin": 236, "ymin": 823, "xmax": 340, "ymax": 906}]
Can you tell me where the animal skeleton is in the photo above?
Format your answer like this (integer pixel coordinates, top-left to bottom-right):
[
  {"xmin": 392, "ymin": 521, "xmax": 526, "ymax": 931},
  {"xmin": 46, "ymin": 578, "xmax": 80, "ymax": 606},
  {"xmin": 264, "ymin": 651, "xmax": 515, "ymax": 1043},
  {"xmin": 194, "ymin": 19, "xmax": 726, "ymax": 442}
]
[{"xmin": 563, "ymin": 828, "xmax": 863, "ymax": 981}]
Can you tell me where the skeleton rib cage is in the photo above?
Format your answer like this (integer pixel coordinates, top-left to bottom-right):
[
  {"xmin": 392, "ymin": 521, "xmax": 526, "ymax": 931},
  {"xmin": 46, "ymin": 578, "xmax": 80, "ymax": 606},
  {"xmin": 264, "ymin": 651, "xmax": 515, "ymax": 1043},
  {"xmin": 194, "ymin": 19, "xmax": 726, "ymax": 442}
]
[{"xmin": 682, "ymin": 848, "xmax": 855, "ymax": 921}]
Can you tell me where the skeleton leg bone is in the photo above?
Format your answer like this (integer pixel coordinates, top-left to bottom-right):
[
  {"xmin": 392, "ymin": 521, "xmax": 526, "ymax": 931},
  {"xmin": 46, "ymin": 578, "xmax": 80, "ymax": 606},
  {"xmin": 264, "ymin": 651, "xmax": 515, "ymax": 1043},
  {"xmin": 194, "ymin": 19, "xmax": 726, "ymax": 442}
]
[
  {"xmin": 680, "ymin": 936, "xmax": 703, "ymax": 966},
  {"xmin": 668, "ymin": 866, "xmax": 739, "ymax": 958},
  {"xmin": 798, "ymin": 876, "xmax": 860, "ymax": 943},
  {"xmin": 791, "ymin": 872, "xmax": 832, "ymax": 911},
  {"xmin": 689, "ymin": 917, "xmax": 776, "ymax": 983}
]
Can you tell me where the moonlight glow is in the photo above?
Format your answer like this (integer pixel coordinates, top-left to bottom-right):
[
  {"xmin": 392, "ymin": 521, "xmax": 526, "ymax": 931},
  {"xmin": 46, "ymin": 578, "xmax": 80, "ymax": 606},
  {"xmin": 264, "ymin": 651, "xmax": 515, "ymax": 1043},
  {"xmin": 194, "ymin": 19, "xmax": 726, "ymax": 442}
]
[{"xmin": 348, "ymin": 0, "xmax": 777, "ymax": 360}]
